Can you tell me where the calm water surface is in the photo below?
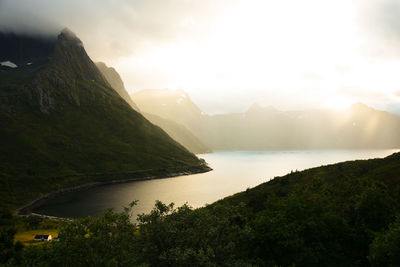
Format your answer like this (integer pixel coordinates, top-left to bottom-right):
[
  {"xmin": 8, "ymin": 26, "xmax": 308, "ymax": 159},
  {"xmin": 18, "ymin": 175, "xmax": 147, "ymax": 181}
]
[{"xmin": 34, "ymin": 150, "xmax": 399, "ymax": 219}]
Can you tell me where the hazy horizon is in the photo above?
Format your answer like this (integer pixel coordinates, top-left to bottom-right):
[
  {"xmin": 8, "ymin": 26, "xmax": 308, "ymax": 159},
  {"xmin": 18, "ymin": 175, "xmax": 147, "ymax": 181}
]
[
  {"xmin": 131, "ymin": 88, "xmax": 399, "ymax": 116},
  {"xmin": 1, "ymin": 0, "xmax": 400, "ymax": 114}
]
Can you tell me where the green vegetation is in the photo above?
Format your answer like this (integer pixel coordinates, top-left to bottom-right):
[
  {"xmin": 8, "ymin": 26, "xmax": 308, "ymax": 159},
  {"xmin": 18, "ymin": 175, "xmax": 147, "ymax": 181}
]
[
  {"xmin": 13, "ymin": 229, "xmax": 58, "ymax": 247},
  {"xmin": 0, "ymin": 30, "xmax": 209, "ymax": 210},
  {"xmin": 13, "ymin": 216, "xmax": 61, "ymax": 247},
  {"xmin": 2, "ymin": 152, "xmax": 400, "ymax": 266}
]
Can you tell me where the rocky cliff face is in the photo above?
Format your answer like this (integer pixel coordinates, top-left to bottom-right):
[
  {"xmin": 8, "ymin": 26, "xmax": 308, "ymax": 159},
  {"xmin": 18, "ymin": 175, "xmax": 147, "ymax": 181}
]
[{"xmin": 95, "ymin": 61, "xmax": 139, "ymax": 111}]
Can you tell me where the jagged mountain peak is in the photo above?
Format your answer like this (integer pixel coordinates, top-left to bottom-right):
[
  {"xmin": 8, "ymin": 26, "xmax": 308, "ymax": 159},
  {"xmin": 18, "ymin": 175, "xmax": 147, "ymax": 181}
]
[
  {"xmin": 350, "ymin": 102, "xmax": 370, "ymax": 110},
  {"xmin": 132, "ymin": 88, "xmax": 202, "ymax": 116},
  {"xmin": 58, "ymin": 28, "xmax": 83, "ymax": 45},
  {"xmin": 96, "ymin": 61, "xmax": 108, "ymax": 69},
  {"xmin": 348, "ymin": 102, "xmax": 377, "ymax": 114},
  {"xmin": 246, "ymin": 103, "xmax": 279, "ymax": 115},
  {"xmin": 248, "ymin": 103, "xmax": 262, "ymax": 111},
  {"xmin": 0, "ymin": 28, "xmax": 208, "ymax": 208}
]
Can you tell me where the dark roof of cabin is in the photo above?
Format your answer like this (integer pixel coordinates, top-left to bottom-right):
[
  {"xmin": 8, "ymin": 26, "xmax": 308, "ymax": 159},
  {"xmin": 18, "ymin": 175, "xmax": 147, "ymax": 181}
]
[{"xmin": 34, "ymin": 235, "xmax": 50, "ymax": 239}]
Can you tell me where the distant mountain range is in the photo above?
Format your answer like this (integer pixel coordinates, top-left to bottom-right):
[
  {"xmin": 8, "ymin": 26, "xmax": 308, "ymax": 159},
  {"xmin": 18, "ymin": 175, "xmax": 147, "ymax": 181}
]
[
  {"xmin": 142, "ymin": 112, "xmax": 212, "ymax": 154},
  {"xmin": 0, "ymin": 30, "xmax": 209, "ymax": 208},
  {"xmin": 131, "ymin": 89, "xmax": 208, "ymax": 146},
  {"xmin": 131, "ymin": 89, "xmax": 400, "ymax": 150},
  {"xmin": 96, "ymin": 62, "xmax": 211, "ymax": 154}
]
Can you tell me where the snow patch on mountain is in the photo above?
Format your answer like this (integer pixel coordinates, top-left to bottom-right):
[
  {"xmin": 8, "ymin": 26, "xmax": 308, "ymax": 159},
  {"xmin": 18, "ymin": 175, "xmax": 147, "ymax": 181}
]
[{"xmin": 1, "ymin": 61, "xmax": 18, "ymax": 68}]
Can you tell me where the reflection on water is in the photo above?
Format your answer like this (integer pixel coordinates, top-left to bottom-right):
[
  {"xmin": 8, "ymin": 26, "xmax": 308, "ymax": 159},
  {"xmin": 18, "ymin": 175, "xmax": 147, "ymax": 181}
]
[{"xmin": 34, "ymin": 149, "xmax": 399, "ymax": 219}]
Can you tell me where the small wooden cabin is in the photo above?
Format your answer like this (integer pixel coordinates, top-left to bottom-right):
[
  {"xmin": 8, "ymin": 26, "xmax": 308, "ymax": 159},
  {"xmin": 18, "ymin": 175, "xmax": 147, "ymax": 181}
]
[{"xmin": 34, "ymin": 235, "xmax": 52, "ymax": 242}]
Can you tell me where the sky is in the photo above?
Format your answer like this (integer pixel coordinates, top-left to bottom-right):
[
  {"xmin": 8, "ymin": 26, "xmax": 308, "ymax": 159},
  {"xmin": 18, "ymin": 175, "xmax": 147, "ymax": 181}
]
[{"xmin": 1, "ymin": 0, "xmax": 400, "ymax": 114}]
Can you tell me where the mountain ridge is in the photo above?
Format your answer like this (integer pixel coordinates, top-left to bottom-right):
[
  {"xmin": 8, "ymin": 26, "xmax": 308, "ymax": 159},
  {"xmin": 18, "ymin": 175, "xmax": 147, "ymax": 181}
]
[
  {"xmin": 95, "ymin": 61, "xmax": 140, "ymax": 111},
  {"xmin": 96, "ymin": 63, "xmax": 211, "ymax": 153},
  {"xmin": 132, "ymin": 89, "xmax": 400, "ymax": 150},
  {"xmin": 0, "ymin": 30, "xmax": 209, "ymax": 209}
]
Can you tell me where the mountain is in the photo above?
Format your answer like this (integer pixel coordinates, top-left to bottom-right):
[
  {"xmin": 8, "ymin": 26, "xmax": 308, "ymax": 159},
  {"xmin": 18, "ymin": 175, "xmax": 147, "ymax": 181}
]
[
  {"xmin": 95, "ymin": 62, "xmax": 139, "ymax": 111},
  {"xmin": 131, "ymin": 89, "xmax": 211, "ymax": 153},
  {"xmin": 131, "ymin": 89, "xmax": 211, "ymax": 146},
  {"xmin": 0, "ymin": 29, "xmax": 209, "ymax": 209},
  {"xmin": 213, "ymin": 103, "xmax": 400, "ymax": 149},
  {"xmin": 96, "ymin": 64, "xmax": 210, "ymax": 154},
  {"xmin": 131, "ymin": 88, "xmax": 205, "ymax": 132},
  {"xmin": 132, "ymin": 89, "xmax": 400, "ymax": 150},
  {"xmin": 143, "ymin": 113, "xmax": 211, "ymax": 154}
]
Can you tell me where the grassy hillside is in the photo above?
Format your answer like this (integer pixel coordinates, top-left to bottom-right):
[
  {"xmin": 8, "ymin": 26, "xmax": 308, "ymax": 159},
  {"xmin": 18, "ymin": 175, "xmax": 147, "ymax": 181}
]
[
  {"xmin": 0, "ymin": 30, "xmax": 209, "ymax": 210},
  {"xmin": 3, "ymin": 152, "xmax": 400, "ymax": 266}
]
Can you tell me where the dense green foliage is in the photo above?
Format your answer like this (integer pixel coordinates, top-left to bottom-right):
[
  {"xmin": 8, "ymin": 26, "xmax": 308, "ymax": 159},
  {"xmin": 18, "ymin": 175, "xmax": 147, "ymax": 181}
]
[
  {"xmin": 369, "ymin": 216, "xmax": 400, "ymax": 266},
  {"xmin": 2, "ymin": 152, "xmax": 400, "ymax": 266},
  {"xmin": 0, "ymin": 30, "xmax": 208, "ymax": 209}
]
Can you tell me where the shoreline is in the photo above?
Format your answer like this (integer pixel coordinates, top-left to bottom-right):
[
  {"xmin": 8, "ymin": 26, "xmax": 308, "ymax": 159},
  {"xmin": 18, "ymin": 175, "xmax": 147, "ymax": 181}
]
[{"xmin": 15, "ymin": 167, "xmax": 212, "ymax": 217}]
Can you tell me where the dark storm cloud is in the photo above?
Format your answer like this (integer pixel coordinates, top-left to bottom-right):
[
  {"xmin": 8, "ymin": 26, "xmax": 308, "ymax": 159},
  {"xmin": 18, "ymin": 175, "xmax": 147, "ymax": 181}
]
[
  {"xmin": 0, "ymin": 0, "xmax": 62, "ymax": 35},
  {"xmin": 0, "ymin": 0, "xmax": 232, "ymax": 60}
]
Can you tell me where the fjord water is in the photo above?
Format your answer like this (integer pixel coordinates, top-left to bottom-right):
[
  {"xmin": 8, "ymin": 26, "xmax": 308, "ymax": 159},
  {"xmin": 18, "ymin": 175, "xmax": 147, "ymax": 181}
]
[{"xmin": 34, "ymin": 150, "xmax": 399, "ymax": 219}]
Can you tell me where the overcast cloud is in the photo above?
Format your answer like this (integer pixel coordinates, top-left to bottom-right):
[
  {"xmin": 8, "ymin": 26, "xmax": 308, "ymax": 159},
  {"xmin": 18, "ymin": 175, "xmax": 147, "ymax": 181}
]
[
  {"xmin": 0, "ymin": 0, "xmax": 399, "ymax": 113},
  {"xmin": 0, "ymin": 0, "xmax": 232, "ymax": 59}
]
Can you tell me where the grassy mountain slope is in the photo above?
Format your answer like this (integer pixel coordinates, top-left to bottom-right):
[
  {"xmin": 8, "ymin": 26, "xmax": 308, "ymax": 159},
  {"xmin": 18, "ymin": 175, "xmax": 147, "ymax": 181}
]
[{"xmin": 0, "ymin": 30, "xmax": 209, "ymax": 209}]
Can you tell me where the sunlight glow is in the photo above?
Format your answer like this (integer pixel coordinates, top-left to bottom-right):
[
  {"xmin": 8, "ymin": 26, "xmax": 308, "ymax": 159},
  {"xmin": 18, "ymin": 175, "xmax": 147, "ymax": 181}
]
[
  {"xmin": 323, "ymin": 96, "xmax": 354, "ymax": 110},
  {"xmin": 108, "ymin": 0, "xmax": 400, "ymax": 113}
]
